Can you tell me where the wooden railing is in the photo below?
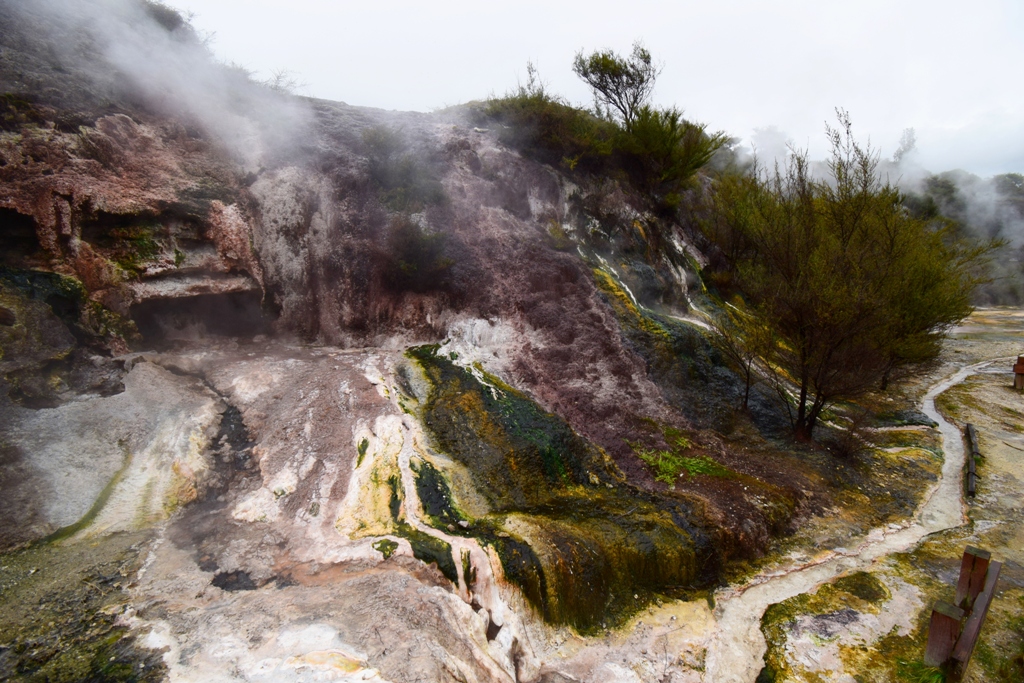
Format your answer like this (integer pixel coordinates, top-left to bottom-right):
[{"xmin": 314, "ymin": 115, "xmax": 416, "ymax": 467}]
[{"xmin": 924, "ymin": 546, "xmax": 1002, "ymax": 680}]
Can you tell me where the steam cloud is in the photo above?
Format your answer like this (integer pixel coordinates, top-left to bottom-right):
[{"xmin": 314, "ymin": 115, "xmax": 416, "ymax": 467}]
[{"xmin": 7, "ymin": 0, "xmax": 312, "ymax": 169}]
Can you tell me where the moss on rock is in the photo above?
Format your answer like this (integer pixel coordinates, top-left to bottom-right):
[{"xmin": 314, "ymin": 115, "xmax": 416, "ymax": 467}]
[
  {"xmin": 406, "ymin": 345, "xmax": 715, "ymax": 632},
  {"xmin": 412, "ymin": 458, "xmax": 466, "ymax": 529},
  {"xmin": 758, "ymin": 570, "xmax": 951, "ymax": 683},
  {"xmin": 0, "ymin": 532, "xmax": 166, "ymax": 682}
]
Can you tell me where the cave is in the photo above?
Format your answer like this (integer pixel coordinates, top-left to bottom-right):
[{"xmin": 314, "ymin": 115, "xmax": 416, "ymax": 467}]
[
  {"xmin": 0, "ymin": 207, "xmax": 42, "ymax": 266},
  {"xmin": 130, "ymin": 290, "xmax": 273, "ymax": 347}
]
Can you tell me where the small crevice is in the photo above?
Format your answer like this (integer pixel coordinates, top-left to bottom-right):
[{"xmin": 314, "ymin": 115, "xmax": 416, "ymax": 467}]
[
  {"xmin": 211, "ymin": 570, "xmax": 256, "ymax": 592},
  {"xmin": 129, "ymin": 290, "xmax": 274, "ymax": 349},
  {"xmin": 485, "ymin": 614, "xmax": 502, "ymax": 641}
]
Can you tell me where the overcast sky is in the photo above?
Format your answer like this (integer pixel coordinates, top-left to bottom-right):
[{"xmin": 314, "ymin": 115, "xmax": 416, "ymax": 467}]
[{"xmin": 167, "ymin": 0, "xmax": 1023, "ymax": 177}]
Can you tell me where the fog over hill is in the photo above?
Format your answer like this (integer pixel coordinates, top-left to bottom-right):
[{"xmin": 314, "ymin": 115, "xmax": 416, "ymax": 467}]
[{"xmin": 168, "ymin": 0, "xmax": 1024, "ymax": 177}]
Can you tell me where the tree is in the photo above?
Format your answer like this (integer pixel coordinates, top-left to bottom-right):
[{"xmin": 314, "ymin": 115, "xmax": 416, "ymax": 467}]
[
  {"xmin": 892, "ymin": 127, "xmax": 916, "ymax": 164},
  {"xmin": 572, "ymin": 41, "xmax": 660, "ymax": 131},
  {"xmin": 617, "ymin": 105, "xmax": 726, "ymax": 209},
  {"xmin": 571, "ymin": 43, "xmax": 725, "ymax": 219},
  {"xmin": 709, "ymin": 300, "xmax": 776, "ymax": 410},
  {"xmin": 704, "ymin": 111, "xmax": 991, "ymax": 440}
]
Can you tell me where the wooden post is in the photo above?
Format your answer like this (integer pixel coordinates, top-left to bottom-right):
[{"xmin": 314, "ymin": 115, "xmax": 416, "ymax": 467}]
[
  {"xmin": 925, "ymin": 547, "xmax": 1002, "ymax": 677},
  {"xmin": 950, "ymin": 561, "xmax": 1003, "ymax": 681},
  {"xmin": 965, "ymin": 424, "xmax": 981, "ymax": 457},
  {"xmin": 964, "ymin": 425, "xmax": 981, "ymax": 497},
  {"xmin": 1013, "ymin": 356, "xmax": 1024, "ymax": 391},
  {"xmin": 924, "ymin": 600, "xmax": 965, "ymax": 667},
  {"xmin": 954, "ymin": 546, "xmax": 991, "ymax": 609}
]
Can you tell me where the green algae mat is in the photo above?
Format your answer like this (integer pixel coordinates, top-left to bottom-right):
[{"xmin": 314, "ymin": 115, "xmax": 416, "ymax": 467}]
[{"xmin": 404, "ymin": 345, "xmax": 718, "ymax": 632}]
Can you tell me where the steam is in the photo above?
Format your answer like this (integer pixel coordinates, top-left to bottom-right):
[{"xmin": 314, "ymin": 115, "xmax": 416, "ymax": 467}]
[
  {"xmin": 749, "ymin": 126, "xmax": 794, "ymax": 170},
  {"xmin": 919, "ymin": 171, "xmax": 1024, "ymax": 246},
  {"xmin": 9, "ymin": 0, "xmax": 312, "ymax": 169},
  {"xmin": 736, "ymin": 119, "xmax": 1023, "ymax": 244},
  {"xmin": 881, "ymin": 132, "xmax": 1024, "ymax": 254}
]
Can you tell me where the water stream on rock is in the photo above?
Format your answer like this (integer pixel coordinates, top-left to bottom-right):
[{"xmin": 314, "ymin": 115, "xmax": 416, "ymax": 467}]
[
  {"xmin": 386, "ymin": 372, "xmax": 531, "ymax": 680},
  {"xmin": 701, "ymin": 358, "xmax": 1008, "ymax": 683}
]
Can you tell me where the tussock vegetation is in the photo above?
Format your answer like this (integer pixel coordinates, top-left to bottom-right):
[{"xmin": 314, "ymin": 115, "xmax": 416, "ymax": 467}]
[{"xmin": 481, "ymin": 58, "xmax": 725, "ymax": 217}]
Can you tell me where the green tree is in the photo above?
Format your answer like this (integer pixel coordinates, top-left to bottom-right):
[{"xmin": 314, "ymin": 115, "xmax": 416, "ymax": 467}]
[
  {"xmin": 704, "ymin": 111, "xmax": 991, "ymax": 440},
  {"xmin": 488, "ymin": 49, "xmax": 723, "ymax": 255},
  {"xmin": 572, "ymin": 41, "xmax": 660, "ymax": 131},
  {"xmin": 617, "ymin": 105, "xmax": 726, "ymax": 212},
  {"xmin": 709, "ymin": 299, "xmax": 776, "ymax": 410},
  {"xmin": 572, "ymin": 43, "xmax": 725, "ymax": 219}
]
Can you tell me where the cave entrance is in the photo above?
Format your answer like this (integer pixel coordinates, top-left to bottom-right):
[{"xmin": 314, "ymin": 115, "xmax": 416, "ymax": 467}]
[
  {"xmin": 0, "ymin": 208, "xmax": 42, "ymax": 267},
  {"xmin": 130, "ymin": 290, "xmax": 273, "ymax": 347}
]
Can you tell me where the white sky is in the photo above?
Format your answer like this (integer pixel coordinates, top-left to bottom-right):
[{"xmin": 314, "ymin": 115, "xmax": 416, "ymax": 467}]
[{"xmin": 168, "ymin": 0, "xmax": 1024, "ymax": 177}]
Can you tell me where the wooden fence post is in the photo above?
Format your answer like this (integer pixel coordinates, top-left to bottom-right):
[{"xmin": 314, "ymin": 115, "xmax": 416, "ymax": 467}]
[
  {"xmin": 954, "ymin": 546, "xmax": 990, "ymax": 610},
  {"xmin": 965, "ymin": 424, "xmax": 981, "ymax": 457},
  {"xmin": 964, "ymin": 424, "xmax": 981, "ymax": 497},
  {"xmin": 924, "ymin": 600, "xmax": 965, "ymax": 667},
  {"xmin": 923, "ymin": 546, "xmax": 1002, "ymax": 678},
  {"xmin": 950, "ymin": 561, "xmax": 1003, "ymax": 681}
]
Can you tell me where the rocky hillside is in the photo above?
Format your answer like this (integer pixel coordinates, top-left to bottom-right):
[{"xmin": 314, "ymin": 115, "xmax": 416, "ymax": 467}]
[{"xmin": 0, "ymin": 2, "xmax": 944, "ymax": 682}]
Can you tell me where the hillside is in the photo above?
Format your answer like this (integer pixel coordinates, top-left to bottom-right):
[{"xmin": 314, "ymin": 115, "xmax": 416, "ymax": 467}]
[{"xmin": 1, "ymin": 2, "xmax": 1015, "ymax": 683}]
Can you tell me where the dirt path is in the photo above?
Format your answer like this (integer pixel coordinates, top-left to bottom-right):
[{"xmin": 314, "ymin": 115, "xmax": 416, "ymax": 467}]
[{"xmin": 702, "ymin": 358, "xmax": 1007, "ymax": 683}]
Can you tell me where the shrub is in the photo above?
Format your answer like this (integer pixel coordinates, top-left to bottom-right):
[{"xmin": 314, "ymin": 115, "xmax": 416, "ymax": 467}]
[
  {"xmin": 379, "ymin": 217, "xmax": 454, "ymax": 294},
  {"xmin": 483, "ymin": 54, "xmax": 724, "ymax": 230},
  {"xmin": 572, "ymin": 41, "xmax": 660, "ymax": 130},
  {"xmin": 362, "ymin": 126, "xmax": 445, "ymax": 211},
  {"xmin": 616, "ymin": 105, "xmax": 726, "ymax": 212},
  {"xmin": 482, "ymin": 80, "xmax": 615, "ymax": 173}
]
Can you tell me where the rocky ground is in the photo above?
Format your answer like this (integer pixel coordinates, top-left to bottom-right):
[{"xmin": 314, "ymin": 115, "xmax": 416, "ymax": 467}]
[
  {"xmin": 2, "ymin": 3, "xmax": 1022, "ymax": 682},
  {"xmin": 3, "ymin": 313, "xmax": 1017, "ymax": 683}
]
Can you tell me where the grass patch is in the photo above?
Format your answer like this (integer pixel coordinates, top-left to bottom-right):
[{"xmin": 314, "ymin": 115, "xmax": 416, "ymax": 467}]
[
  {"xmin": 628, "ymin": 421, "xmax": 734, "ymax": 485},
  {"xmin": 893, "ymin": 658, "xmax": 946, "ymax": 683},
  {"xmin": 630, "ymin": 445, "xmax": 732, "ymax": 484}
]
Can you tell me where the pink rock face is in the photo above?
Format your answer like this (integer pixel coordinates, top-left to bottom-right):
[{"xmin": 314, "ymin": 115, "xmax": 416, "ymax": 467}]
[
  {"xmin": 0, "ymin": 91, "xmax": 805, "ymax": 559},
  {"xmin": 8, "ymin": 6, "xmax": 958, "ymax": 683}
]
